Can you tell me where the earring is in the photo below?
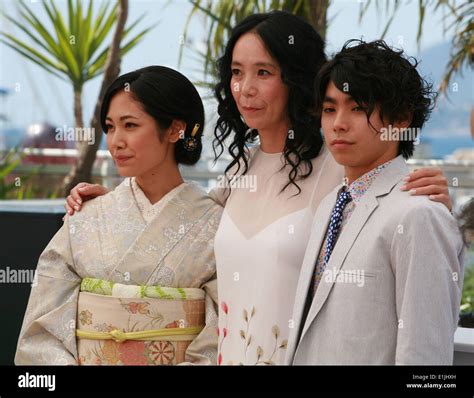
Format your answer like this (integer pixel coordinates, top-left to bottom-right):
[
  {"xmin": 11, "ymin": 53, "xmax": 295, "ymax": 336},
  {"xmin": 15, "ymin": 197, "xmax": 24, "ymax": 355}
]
[{"xmin": 184, "ymin": 123, "xmax": 200, "ymax": 151}]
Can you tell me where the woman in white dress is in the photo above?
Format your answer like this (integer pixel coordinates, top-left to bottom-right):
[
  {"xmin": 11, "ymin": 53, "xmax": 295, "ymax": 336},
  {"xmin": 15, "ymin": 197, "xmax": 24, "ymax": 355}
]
[{"xmin": 66, "ymin": 11, "xmax": 452, "ymax": 365}]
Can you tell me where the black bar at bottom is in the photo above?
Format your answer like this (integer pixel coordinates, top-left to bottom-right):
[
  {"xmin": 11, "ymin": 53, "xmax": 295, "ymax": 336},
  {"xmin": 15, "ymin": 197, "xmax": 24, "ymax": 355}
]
[{"xmin": 1, "ymin": 365, "xmax": 472, "ymax": 394}]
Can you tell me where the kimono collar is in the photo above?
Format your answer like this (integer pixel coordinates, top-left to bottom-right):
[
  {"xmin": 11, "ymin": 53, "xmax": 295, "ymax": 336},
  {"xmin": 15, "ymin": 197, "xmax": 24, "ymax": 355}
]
[{"xmin": 130, "ymin": 177, "xmax": 187, "ymax": 224}]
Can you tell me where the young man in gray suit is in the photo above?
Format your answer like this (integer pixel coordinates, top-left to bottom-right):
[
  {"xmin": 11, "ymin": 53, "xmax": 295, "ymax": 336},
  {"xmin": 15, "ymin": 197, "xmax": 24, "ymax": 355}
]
[{"xmin": 286, "ymin": 39, "xmax": 465, "ymax": 365}]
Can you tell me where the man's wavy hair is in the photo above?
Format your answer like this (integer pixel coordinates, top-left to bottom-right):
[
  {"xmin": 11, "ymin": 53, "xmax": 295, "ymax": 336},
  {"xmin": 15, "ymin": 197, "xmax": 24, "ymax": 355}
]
[
  {"xmin": 213, "ymin": 10, "xmax": 326, "ymax": 195},
  {"xmin": 315, "ymin": 39, "xmax": 436, "ymax": 159}
]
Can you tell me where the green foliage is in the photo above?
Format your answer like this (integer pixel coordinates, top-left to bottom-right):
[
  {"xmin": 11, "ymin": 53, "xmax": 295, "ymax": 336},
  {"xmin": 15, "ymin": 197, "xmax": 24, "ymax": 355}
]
[
  {"xmin": 0, "ymin": 0, "xmax": 154, "ymax": 89},
  {"xmin": 0, "ymin": 149, "xmax": 43, "ymax": 199},
  {"xmin": 461, "ymin": 254, "xmax": 474, "ymax": 314},
  {"xmin": 0, "ymin": 149, "xmax": 22, "ymax": 199}
]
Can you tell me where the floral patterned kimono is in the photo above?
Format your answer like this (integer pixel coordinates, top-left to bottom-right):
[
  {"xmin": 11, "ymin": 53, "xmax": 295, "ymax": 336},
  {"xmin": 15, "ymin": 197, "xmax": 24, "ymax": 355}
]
[{"xmin": 15, "ymin": 178, "xmax": 222, "ymax": 365}]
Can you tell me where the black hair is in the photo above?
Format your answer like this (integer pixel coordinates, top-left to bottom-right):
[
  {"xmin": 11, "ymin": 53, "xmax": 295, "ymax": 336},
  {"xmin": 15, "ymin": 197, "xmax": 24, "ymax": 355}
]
[
  {"xmin": 315, "ymin": 39, "xmax": 436, "ymax": 159},
  {"xmin": 100, "ymin": 65, "xmax": 204, "ymax": 165},
  {"xmin": 213, "ymin": 10, "xmax": 326, "ymax": 195}
]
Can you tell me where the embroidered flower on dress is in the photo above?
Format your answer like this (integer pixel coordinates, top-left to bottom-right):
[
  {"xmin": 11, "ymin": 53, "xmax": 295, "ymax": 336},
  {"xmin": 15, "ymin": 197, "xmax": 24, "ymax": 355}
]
[
  {"xmin": 118, "ymin": 341, "xmax": 148, "ymax": 365},
  {"xmin": 218, "ymin": 302, "xmax": 230, "ymax": 365},
  {"xmin": 165, "ymin": 320, "xmax": 179, "ymax": 328},
  {"xmin": 147, "ymin": 341, "xmax": 175, "ymax": 365},
  {"xmin": 121, "ymin": 301, "xmax": 150, "ymax": 314},
  {"xmin": 221, "ymin": 301, "xmax": 229, "ymax": 314},
  {"xmin": 101, "ymin": 340, "xmax": 121, "ymax": 365},
  {"xmin": 94, "ymin": 323, "xmax": 118, "ymax": 333},
  {"xmin": 78, "ymin": 310, "xmax": 92, "ymax": 325}
]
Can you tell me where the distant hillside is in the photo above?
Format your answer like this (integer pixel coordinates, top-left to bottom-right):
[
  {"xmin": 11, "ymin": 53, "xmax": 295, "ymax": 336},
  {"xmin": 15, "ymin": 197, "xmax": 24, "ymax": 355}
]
[{"xmin": 417, "ymin": 41, "xmax": 472, "ymax": 139}]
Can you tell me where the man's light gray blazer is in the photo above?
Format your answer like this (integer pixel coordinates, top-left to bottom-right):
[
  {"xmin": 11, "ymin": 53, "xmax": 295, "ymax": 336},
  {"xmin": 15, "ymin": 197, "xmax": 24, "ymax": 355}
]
[{"xmin": 286, "ymin": 156, "xmax": 465, "ymax": 365}]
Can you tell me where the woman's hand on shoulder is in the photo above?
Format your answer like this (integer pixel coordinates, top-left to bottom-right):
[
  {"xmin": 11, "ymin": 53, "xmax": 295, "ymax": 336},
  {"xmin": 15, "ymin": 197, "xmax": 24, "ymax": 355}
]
[
  {"xmin": 401, "ymin": 167, "xmax": 452, "ymax": 211},
  {"xmin": 64, "ymin": 182, "xmax": 110, "ymax": 217}
]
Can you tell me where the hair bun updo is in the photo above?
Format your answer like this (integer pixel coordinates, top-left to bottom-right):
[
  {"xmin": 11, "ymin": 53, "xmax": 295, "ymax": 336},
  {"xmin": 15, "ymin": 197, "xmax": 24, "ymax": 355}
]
[{"xmin": 101, "ymin": 65, "xmax": 205, "ymax": 165}]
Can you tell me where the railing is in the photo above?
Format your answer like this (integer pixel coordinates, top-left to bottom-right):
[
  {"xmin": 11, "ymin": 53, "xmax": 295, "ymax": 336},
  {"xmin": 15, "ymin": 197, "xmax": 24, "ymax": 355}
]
[
  {"xmin": 4, "ymin": 148, "xmax": 474, "ymax": 208},
  {"xmin": 14, "ymin": 148, "xmax": 223, "ymax": 189}
]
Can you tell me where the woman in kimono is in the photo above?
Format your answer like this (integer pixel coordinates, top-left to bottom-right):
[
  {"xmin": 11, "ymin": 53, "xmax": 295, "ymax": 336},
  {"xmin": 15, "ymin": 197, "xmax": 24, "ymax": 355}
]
[
  {"xmin": 15, "ymin": 66, "xmax": 222, "ymax": 365},
  {"xmin": 65, "ymin": 12, "xmax": 452, "ymax": 365}
]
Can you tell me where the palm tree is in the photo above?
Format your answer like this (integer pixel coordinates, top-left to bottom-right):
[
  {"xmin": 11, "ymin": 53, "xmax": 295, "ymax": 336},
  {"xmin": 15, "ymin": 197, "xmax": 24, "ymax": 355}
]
[{"xmin": 0, "ymin": 0, "xmax": 154, "ymax": 194}]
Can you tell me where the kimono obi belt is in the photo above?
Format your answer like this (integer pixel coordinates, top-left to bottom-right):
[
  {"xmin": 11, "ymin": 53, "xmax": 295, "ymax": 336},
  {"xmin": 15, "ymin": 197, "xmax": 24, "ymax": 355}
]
[{"xmin": 76, "ymin": 277, "xmax": 206, "ymax": 365}]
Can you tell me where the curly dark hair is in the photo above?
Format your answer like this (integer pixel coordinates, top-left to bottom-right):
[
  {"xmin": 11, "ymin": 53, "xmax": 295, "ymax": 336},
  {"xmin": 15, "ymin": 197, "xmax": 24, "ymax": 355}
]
[
  {"xmin": 213, "ymin": 10, "xmax": 326, "ymax": 195},
  {"xmin": 315, "ymin": 39, "xmax": 436, "ymax": 159}
]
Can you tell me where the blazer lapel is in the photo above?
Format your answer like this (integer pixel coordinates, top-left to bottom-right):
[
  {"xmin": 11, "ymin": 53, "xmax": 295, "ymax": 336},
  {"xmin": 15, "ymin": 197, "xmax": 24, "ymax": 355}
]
[
  {"xmin": 299, "ymin": 195, "xmax": 379, "ymax": 341},
  {"xmin": 286, "ymin": 188, "xmax": 338, "ymax": 363},
  {"xmin": 298, "ymin": 156, "xmax": 409, "ymax": 344}
]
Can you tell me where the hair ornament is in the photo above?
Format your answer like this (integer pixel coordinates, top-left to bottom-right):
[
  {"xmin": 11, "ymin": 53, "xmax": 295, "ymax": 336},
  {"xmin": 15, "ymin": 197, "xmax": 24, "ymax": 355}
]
[{"xmin": 184, "ymin": 123, "xmax": 200, "ymax": 151}]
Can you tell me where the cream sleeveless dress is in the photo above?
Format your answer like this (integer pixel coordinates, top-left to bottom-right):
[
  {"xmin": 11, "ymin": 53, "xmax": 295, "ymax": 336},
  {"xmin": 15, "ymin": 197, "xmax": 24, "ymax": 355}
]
[{"xmin": 212, "ymin": 145, "xmax": 343, "ymax": 365}]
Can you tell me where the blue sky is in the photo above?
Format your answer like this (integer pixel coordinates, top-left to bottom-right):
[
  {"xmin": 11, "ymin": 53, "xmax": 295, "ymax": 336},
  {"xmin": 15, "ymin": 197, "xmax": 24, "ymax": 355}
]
[{"xmin": 0, "ymin": 0, "xmax": 472, "ymax": 153}]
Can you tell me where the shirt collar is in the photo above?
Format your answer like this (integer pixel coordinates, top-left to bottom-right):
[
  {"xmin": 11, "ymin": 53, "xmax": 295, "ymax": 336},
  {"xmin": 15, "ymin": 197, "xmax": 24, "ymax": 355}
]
[{"xmin": 342, "ymin": 159, "xmax": 393, "ymax": 203}]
